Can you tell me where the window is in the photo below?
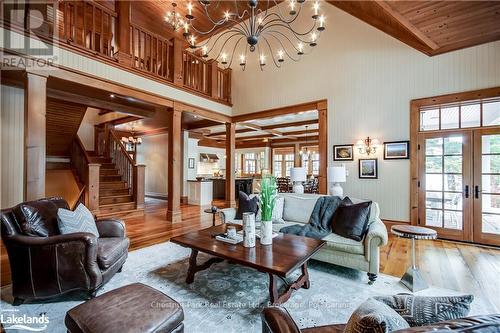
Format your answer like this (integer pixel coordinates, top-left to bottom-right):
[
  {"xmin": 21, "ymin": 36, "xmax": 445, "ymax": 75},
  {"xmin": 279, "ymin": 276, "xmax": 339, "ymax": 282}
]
[
  {"xmin": 300, "ymin": 146, "xmax": 319, "ymax": 175},
  {"xmin": 274, "ymin": 154, "xmax": 283, "ymax": 177},
  {"xmin": 243, "ymin": 153, "xmax": 257, "ymax": 174},
  {"xmin": 420, "ymin": 98, "xmax": 500, "ymax": 131},
  {"xmin": 285, "ymin": 154, "xmax": 294, "ymax": 177},
  {"xmin": 273, "ymin": 148, "xmax": 295, "ymax": 177}
]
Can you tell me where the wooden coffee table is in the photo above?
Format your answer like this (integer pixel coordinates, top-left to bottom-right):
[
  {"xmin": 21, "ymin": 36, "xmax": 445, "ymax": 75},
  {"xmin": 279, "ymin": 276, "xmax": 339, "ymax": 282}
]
[{"xmin": 171, "ymin": 224, "xmax": 325, "ymax": 305}]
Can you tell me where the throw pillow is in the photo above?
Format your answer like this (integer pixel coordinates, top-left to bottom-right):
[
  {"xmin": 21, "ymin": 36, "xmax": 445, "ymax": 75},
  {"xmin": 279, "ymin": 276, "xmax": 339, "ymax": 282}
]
[
  {"xmin": 13, "ymin": 197, "xmax": 69, "ymax": 237},
  {"xmin": 374, "ymin": 294, "xmax": 474, "ymax": 327},
  {"xmin": 344, "ymin": 298, "xmax": 410, "ymax": 333},
  {"xmin": 331, "ymin": 199, "xmax": 372, "ymax": 241},
  {"xmin": 256, "ymin": 196, "xmax": 285, "ymax": 223},
  {"xmin": 57, "ymin": 203, "xmax": 100, "ymax": 238},
  {"xmin": 235, "ymin": 191, "xmax": 259, "ymax": 220}
]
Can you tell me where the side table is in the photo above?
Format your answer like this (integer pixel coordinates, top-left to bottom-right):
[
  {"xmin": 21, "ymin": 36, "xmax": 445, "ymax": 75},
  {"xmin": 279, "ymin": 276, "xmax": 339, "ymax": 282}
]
[
  {"xmin": 391, "ymin": 225, "xmax": 437, "ymax": 292},
  {"xmin": 204, "ymin": 208, "xmax": 218, "ymax": 227}
]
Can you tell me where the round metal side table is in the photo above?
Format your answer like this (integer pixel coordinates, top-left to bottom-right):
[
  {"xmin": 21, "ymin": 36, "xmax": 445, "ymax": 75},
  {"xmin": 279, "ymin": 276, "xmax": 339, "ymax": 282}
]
[{"xmin": 391, "ymin": 225, "xmax": 437, "ymax": 292}]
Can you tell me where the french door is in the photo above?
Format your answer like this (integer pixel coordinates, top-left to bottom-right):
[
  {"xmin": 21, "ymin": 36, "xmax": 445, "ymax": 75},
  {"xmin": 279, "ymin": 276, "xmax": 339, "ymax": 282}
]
[{"xmin": 418, "ymin": 128, "xmax": 500, "ymax": 246}]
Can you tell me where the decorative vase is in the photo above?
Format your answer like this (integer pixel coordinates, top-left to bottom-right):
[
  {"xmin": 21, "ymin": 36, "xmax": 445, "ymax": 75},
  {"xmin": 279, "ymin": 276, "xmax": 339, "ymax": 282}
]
[
  {"xmin": 260, "ymin": 220, "xmax": 273, "ymax": 245},
  {"xmin": 242, "ymin": 212, "xmax": 256, "ymax": 248}
]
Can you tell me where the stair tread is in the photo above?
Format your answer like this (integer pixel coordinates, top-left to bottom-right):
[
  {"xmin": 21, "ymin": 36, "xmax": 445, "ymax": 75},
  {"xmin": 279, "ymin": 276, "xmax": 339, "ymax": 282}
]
[
  {"xmin": 99, "ymin": 201, "xmax": 136, "ymax": 208},
  {"xmin": 100, "ymin": 194, "xmax": 132, "ymax": 199}
]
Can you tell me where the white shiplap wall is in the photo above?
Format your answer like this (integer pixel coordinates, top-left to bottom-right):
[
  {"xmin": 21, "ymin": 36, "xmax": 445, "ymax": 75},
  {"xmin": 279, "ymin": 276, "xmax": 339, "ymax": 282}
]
[
  {"xmin": 136, "ymin": 133, "xmax": 169, "ymax": 197},
  {"xmin": 1, "ymin": 85, "xmax": 24, "ymax": 208},
  {"xmin": 231, "ymin": 5, "xmax": 500, "ymax": 221}
]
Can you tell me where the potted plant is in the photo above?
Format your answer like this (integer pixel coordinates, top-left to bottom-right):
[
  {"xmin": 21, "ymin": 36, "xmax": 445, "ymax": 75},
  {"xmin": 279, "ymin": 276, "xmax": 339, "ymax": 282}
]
[{"xmin": 260, "ymin": 174, "xmax": 277, "ymax": 245}]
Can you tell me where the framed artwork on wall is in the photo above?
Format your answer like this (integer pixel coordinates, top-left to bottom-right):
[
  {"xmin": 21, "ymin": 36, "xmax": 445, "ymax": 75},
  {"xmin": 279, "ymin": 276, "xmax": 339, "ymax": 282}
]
[
  {"xmin": 188, "ymin": 158, "xmax": 195, "ymax": 169},
  {"xmin": 384, "ymin": 141, "xmax": 409, "ymax": 160},
  {"xmin": 359, "ymin": 159, "xmax": 378, "ymax": 179},
  {"xmin": 333, "ymin": 144, "xmax": 354, "ymax": 161}
]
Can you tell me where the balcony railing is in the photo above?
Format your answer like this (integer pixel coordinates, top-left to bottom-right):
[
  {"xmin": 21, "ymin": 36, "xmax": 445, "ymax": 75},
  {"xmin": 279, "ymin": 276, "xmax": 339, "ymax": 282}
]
[
  {"xmin": 130, "ymin": 24, "xmax": 173, "ymax": 81},
  {"xmin": 2, "ymin": 0, "xmax": 231, "ymax": 105},
  {"xmin": 57, "ymin": 0, "xmax": 117, "ymax": 58}
]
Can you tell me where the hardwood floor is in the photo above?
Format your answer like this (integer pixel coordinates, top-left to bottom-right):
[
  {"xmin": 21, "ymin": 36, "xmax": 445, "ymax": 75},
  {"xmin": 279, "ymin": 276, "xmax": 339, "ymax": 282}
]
[{"xmin": 1, "ymin": 198, "xmax": 499, "ymax": 313}]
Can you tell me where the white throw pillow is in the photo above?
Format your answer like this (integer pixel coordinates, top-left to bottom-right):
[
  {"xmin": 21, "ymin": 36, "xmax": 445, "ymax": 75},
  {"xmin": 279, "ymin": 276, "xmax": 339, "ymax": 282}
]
[
  {"xmin": 255, "ymin": 195, "xmax": 285, "ymax": 223},
  {"xmin": 57, "ymin": 203, "xmax": 100, "ymax": 237}
]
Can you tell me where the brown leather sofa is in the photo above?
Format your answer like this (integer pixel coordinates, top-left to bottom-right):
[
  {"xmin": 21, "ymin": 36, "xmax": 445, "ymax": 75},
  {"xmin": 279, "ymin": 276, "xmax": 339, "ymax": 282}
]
[
  {"xmin": 0, "ymin": 197, "xmax": 130, "ymax": 305},
  {"xmin": 261, "ymin": 307, "xmax": 500, "ymax": 332}
]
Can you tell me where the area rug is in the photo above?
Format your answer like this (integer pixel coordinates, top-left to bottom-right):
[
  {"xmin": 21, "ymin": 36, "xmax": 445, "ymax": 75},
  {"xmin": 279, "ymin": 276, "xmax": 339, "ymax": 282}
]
[{"xmin": 0, "ymin": 241, "xmax": 492, "ymax": 332}]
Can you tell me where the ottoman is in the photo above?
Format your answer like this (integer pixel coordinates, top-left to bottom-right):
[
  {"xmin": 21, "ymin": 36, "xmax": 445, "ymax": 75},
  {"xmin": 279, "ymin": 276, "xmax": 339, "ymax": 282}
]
[{"xmin": 65, "ymin": 283, "xmax": 184, "ymax": 333}]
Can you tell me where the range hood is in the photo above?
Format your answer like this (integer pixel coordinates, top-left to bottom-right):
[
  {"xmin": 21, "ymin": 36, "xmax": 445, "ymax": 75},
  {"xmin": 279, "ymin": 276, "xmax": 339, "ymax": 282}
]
[{"xmin": 199, "ymin": 153, "xmax": 219, "ymax": 162}]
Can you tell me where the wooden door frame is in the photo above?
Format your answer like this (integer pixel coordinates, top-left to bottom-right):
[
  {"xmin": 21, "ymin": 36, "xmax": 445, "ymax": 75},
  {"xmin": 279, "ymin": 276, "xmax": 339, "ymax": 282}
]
[
  {"xmin": 410, "ymin": 87, "xmax": 500, "ymax": 227},
  {"xmin": 417, "ymin": 130, "xmax": 473, "ymax": 241},
  {"xmin": 473, "ymin": 127, "xmax": 500, "ymax": 246},
  {"xmin": 233, "ymin": 100, "xmax": 328, "ymax": 193}
]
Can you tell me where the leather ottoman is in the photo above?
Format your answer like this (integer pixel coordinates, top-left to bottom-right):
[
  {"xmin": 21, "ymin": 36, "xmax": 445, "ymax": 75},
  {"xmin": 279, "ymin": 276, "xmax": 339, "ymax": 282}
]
[{"xmin": 65, "ymin": 283, "xmax": 184, "ymax": 333}]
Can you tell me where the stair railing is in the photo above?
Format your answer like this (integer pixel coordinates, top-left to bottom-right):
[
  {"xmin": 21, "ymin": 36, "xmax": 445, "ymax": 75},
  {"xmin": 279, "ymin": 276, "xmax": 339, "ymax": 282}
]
[
  {"xmin": 109, "ymin": 130, "xmax": 135, "ymax": 195},
  {"xmin": 70, "ymin": 136, "xmax": 100, "ymax": 212}
]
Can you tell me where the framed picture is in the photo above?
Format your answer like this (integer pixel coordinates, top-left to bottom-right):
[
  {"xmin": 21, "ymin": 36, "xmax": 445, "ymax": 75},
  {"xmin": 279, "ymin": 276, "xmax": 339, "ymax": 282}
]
[
  {"xmin": 333, "ymin": 144, "xmax": 354, "ymax": 161},
  {"xmin": 359, "ymin": 159, "xmax": 378, "ymax": 179},
  {"xmin": 188, "ymin": 158, "xmax": 195, "ymax": 169},
  {"xmin": 384, "ymin": 141, "xmax": 409, "ymax": 160}
]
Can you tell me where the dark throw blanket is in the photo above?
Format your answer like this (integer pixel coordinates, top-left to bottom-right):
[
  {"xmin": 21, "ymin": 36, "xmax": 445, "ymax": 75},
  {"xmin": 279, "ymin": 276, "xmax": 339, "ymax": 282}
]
[{"xmin": 280, "ymin": 196, "xmax": 344, "ymax": 239}]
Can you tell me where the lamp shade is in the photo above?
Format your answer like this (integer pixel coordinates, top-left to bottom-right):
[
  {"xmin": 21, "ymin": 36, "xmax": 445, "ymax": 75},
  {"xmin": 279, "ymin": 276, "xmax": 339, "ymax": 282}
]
[
  {"xmin": 290, "ymin": 167, "xmax": 307, "ymax": 182},
  {"xmin": 328, "ymin": 166, "xmax": 346, "ymax": 183}
]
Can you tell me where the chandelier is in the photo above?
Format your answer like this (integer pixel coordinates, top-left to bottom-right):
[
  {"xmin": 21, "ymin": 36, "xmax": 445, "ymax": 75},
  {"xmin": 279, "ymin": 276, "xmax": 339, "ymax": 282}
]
[
  {"xmin": 300, "ymin": 125, "xmax": 315, "ymax": 157},
  {"xmin": 165, "ymin": 2, "xmax": 185, "ymax": 31},
  {"xmin": 177, "ymin": 0, "xmax": 326, "ymax": 70}
]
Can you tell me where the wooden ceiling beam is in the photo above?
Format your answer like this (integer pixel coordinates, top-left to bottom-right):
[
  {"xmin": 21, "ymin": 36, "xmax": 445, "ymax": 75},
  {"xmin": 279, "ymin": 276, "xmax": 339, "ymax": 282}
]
[
  {"xmin": 260, "ymin": 119, "xmax": 318, "ymax": 130},
  {"xmin": 374, "ymin": 1, "xmax": 439, "ymax": 50},
  {"xmin": 47, "ymin": 89, "xmax": 156, "ymax": 118},
  {"xmin": 184, "ymin": 119, "xmax": 221, "ymax": 130}
]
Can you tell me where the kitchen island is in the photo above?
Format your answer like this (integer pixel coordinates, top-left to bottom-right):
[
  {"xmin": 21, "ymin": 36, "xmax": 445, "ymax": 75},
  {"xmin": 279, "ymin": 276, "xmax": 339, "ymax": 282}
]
[
  {"xmin": 210, "ymin": 178, "xmax": 254, "ymax": 200},
  {"xmin": 187, "ymin": 180, "xmax": 213, "ymax": 206}
]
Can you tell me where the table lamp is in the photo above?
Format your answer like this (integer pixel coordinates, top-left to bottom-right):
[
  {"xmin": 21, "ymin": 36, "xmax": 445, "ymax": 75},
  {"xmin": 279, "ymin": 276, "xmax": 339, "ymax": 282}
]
[
  {"xmin": 328, "ymin": 166, "xmax": 346, "ymax": 197},
  {"xmin": 290, "ymin": 167, "xmax": 307, "ymax": 194}
]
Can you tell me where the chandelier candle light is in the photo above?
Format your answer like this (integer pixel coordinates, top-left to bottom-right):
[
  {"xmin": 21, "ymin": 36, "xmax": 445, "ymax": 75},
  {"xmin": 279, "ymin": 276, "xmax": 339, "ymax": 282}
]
[
  {"xmin": 356, "ymin": 137, "xmax": 380, "ymax": 155},
  {"xmin": 175, "ymin": 0, "xmax": 327, "ymax": 70}
]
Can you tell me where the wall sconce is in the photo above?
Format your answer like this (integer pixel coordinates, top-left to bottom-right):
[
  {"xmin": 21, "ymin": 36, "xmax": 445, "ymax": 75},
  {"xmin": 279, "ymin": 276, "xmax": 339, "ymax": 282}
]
[{"xmin": 356, "ymin": 137, "xmax": 380, "ymax": 155}]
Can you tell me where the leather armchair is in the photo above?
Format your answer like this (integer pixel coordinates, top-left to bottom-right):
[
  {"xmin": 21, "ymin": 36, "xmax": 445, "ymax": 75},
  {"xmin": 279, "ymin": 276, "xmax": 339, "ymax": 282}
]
[
  {"xmin": 261, "ymin": 307, "xmax": 500, "ymax": 333},
  {"xmin": 1, "ymin": 197, "xmax": 129, "ymax": 305}
]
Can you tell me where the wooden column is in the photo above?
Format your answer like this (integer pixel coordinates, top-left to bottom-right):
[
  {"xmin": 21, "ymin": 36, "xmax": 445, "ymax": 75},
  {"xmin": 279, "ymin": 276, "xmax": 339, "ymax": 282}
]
[
  {"xmin": 167, "ymin": 106, "xmax": 182, "ymax": 223},
  {"xmin": 134, "ymin": 164, "xmax": 146, "ymax": 210},
  {"xmin": 173, "ymin": 38, "xmax": 184, "ymax": 86},
  {"xmin": 318, "ymin": 102, "xmax": 328, "ymax": 194},
  {"xmin": 24, "ymin": 71, "xmax": 48, "ymax": 201},
  {"xmin": 116, "ymin": 0, "xmax": 132, "ymax": 65},
  {"xmin": 209, "ymin": 60, "xmax": 219, "ymax": 99},
  {"xmin": 88, "ymin": 163, "xmax": 100, "ymax": 212},
  {"xmin": 294, "ymin": 143, "xmax": 301, "ymax": 167},
  {"xmin": 225, "ymin": 122, "xmax": 236, "ymax": 207}
]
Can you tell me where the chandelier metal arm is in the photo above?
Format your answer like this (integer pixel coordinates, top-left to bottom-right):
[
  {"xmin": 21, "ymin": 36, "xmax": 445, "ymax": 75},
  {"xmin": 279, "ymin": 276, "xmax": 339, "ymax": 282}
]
[
  {"xmin": 197, "ymin": 30, "xmax": 242, "ymax": 55},
  {"xmin": 262, "ymin": 31, "xmax": 301, "ymax": 62},
  {"xmin": 261, "ymin": 35, "xmax": 282, "ymax": 68},
  {"xmin": 259, "ymin": 18, "xmax": 318, "ymax": 38},
  {"xmin": 226, "ymin": 36, "xmax": 245, "ymax": 69},
  {"xmin": 213, "ymin": 32, "xmax": 245, "ymax": 61}
]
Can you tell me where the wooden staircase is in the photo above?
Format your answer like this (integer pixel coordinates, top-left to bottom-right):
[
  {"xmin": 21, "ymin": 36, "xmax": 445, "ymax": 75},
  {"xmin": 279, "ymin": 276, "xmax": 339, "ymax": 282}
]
[{"xmin": 91, "ymin": 156, "xmax": 144, "ymax": 219}]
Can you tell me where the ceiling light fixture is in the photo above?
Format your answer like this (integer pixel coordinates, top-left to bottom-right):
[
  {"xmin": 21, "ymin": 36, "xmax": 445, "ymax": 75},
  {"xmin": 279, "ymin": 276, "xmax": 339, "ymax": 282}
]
[
  {"xmin": 175, "ymin": 0, "xmax": 326, "ymax": 71},
  {"xmin": 165, "ymin": 2, "xmax": 185, "ymax": 31}
]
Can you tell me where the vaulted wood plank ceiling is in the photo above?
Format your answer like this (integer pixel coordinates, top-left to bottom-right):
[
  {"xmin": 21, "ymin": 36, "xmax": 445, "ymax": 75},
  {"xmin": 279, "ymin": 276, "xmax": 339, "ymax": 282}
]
[
  {"xmin": 146, "ymin": 1, "xmax": 499, "ymax": 56},
  {"xmin": 328, "ymin": 1, "xmax": 500, "ymax": 56}
]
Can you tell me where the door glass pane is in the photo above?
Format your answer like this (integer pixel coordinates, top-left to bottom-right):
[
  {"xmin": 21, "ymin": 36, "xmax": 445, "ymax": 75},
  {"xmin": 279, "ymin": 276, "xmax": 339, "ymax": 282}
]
[
  {"xmin": 482, "ymin": 101, "xmax": 500, "ymax": 126},
  {"xmin": 426, "ymin": 138, "xmax": 443, "ymax": 155},
  {"xmin": 444, "ymin": 192, "xmax": 462, "ymax": 210},
  {"xmin": 426, "ymin": 156, "xmax": 442, "ymax": 173},
  {"xmin": 441, "ymin": 107, "xmax": 459, "ymax": 129},
  {"xmin": 461, "ymin": 103, "xmax": 481, "ymax": 128},
  {"xmin": 444, "ymin": 174, "xmax": 462, "ymax": 192},
  {"xmin": 426, "ymin": 174, "xmax": 442, "ymax": 191},
  {"xmin": 426, "ymin": 209, "xmax": 442, "ymax": 227},
  {"xmin": 426, "ymin": 192, "xmax": 442, "ymax": 209},
  {"xmin": 424, "ymin": 136, "xmax": 464, "ymax": 231},
  {"xmin": 444, "ymin": 137, "xmax": 462, "ymax": 155},
  {"xmin": 480, "ymin": 134, "xmax": 500, "ymax": 235},
  {"xmin": 420, "ymin": 109, "xmax": 439, "ymax": 131},
  {"xmin": 444, "ymin": 156, "xmax": 462, "ymax": 173},
  {"xmin": 444, "ymin": 210, "xmax": 462, "ymax": 229}
]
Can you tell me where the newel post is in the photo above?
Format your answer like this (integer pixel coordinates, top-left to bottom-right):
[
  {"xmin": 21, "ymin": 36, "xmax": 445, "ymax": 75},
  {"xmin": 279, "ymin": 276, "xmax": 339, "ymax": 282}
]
[
  {"xmin": 209, "ymin": 59, "xmax": 219, "ymax": 99},
  {"xmin": 88, "ymin": 163, "xmax": 101, "ymax": 212},
  {"xmin": 134, "ymin": 164, "xmax": 145, "ymax": 210},
  {"xmin": 173, "ymin": 38, "xmax": 184, "ymax": 86}
]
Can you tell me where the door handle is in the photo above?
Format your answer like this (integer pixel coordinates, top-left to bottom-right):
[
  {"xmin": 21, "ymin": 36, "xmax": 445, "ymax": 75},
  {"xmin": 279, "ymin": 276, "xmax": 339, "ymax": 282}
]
[
  {"xmin": 464, "ymin": 185, "xmax": 469, "ymax": 198},
  {"xmin": 475, "ymin": 185, "xmax": 481, "ymax": 199}
]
